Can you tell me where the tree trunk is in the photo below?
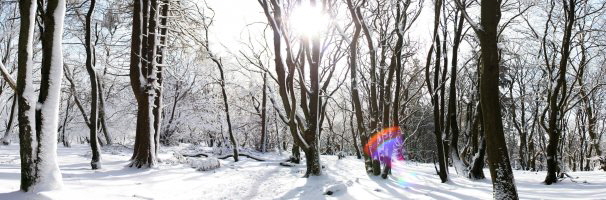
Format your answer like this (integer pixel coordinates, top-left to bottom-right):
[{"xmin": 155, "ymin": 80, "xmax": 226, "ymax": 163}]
[
  {"xmin": 129, "ymin": 0, "xmax": 158, "ymax": 168},
  {"xmin": 477, "ymin": 0, "xmax": 518, "ymax": 197},
  {"xmin": 97, "ymin": 74, "xmax": 112, "ymax": 145},
  {"xmin": 17, "ymin": 0, "xmax": 67, "ymax": 192},
  {"xmin": 217, "ymin": 59, "xmax": 239, "ymax": 162},
  {"xmin": 260, "ymin": 72, "xmax": 268, "ymax": 152},
  {"xmin": 17, "ymin": 0, "xmax": 39, "ymax": 191},
  {"xmin": 544, "ymin": 0, "xmax": 575, "ymax": 185},
  {"xmin": 346, "ymin": 0, "xmax": 370, "ymax": 170},
  {"xmin": 469, "ymin": 105, "xmax": 486, "ymax": 179},
  {"xmin": 449, "ymin": 7, "xmax": 467, "ymax": 176},
  {"xmin": 85, "ymin": 0, "xmax": 101, "ymax": 170},
  {"xmin": 153, "ymin": 0, "xmax": 169, "ymax": 155},
  {"xmin": 1, "ymin": 95, "xmax": 17, "ymax": 145}
]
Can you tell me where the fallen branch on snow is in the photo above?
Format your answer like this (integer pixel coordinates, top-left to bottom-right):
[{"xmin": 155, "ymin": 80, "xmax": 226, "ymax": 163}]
[{"xmin": 182, "ymin": 153, "xmax": 265, "ymax": 161}]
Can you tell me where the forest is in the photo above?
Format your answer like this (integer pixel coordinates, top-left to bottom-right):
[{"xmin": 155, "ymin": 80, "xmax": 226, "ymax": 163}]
[{"xmin": 1, "ymin": 0, "xmax": 606, "ymax": 199}]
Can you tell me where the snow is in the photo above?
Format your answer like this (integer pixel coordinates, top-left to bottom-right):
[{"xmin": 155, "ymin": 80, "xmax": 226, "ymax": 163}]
[
  {"xmin": 187, "ymin": 157, "xmax": 220, "ymax": 171},
  {"xmin": 2, "ymin": 144, "xmax": 606, "ymax": 199}
]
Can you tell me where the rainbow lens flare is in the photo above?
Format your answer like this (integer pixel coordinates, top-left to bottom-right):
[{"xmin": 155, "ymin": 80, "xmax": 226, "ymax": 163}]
[{"xmin": 363, "ymin": 126, "xmax": 405, "ymax": 166}]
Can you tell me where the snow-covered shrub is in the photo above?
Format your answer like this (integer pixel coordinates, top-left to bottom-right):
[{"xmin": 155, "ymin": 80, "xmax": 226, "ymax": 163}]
[
  {"xmin": 162, "ymin": 152, "xmax": 188, "ymax": 165},
  {"xmin": 323, "ymin": 180, "xmax": 353, "ymax": 195},
  {"xmin": 187, "ymin": 157, "xmax": 220, "ymax": 171}
]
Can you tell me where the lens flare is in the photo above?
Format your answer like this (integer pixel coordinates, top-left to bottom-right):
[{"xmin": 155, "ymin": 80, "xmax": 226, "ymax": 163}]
[{"xmin": 363, "ymin": 126, "xmax": 405, "ymax": 167}]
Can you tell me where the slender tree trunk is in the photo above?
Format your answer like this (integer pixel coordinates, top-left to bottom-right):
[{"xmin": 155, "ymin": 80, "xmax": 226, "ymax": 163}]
[
  {"xmin": 216, "ymin": 58, "xmax": 239, "ymax": 162},
  {"xmin": 469, "ymin": 104, "xmax": 486, "ymax": 179},
  {"xmin": 1, "ymin": 95, "xmax": 17, "ymax": 145},
  {"xmin": 85, "ymin": 0, "xmax": 101, "ymax": 170},
  {"xmin": 425, "ymin": 0, "xmax": 448, "ymax": 183},
  {"xmin": 260, "ymin": 73, "xmax": 268, "ymax": 152},
  {"xmin": 97, "ymin": 74, "xmax": 112, "ymax": 145},
  {"xmin": 449, "ymin": 7, "xmax": 467, "ymax": 176},
  {"xmin": 347, "ymin": 0, "xmax": 370, "ymax": 171},
  {"xmin": 61, "ymin": 97, "xmax": 72, "ymax": 147}
]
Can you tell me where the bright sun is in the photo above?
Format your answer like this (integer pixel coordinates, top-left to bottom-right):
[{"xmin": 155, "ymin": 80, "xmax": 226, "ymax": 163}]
[{"xmin": 289, "ymin": 3, "xmax": 329, "ymax": 37}]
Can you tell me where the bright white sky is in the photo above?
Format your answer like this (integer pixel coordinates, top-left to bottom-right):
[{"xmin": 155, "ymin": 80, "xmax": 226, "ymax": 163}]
[
  {"xmin": 205, "ymin": 0, "xmax": 436, "ymax": 55},
  {"xmin": 205, "ymin": 0, "xmax": 266, "ymax": 57}
]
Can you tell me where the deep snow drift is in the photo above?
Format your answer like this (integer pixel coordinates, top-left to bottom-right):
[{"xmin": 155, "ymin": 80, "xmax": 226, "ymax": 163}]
[{"xmin": 1, "ymin": 144, "xmax": 605, "ymax": 200}]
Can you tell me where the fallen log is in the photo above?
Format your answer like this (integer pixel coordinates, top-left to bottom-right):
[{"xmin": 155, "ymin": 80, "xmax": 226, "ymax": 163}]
[
  {"xmin": 219, "ymin": 153, "xmax": 265, "ymax": 161},
  {"xmin": 182, "ymin": 152, "xmax": 265, "ymax": 161}
]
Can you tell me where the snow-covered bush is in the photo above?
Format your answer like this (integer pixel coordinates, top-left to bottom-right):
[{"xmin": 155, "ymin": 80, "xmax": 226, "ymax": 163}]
[
  {"xmin": 323, "ymin": 180, "xmax": 353, "ymax": 195},
  {"xmin": 187, "ymin": 157, "xmax": 221, "ymax": 171}
]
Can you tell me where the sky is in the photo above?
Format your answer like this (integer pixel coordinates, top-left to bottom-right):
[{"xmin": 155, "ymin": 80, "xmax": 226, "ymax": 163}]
[{"xmin": 205, "ymin": 0, "xmax": 267, "ymax": 57}]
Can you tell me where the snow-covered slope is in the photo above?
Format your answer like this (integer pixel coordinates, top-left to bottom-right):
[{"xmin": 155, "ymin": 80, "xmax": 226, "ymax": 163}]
[{"xmin": 1, "ymin": 144, "xmax": 605, "ymax": 200}]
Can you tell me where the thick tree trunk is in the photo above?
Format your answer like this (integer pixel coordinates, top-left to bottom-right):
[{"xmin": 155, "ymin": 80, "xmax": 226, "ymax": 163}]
[
  {"xmin": 477, "ymin": 0, "xmax": 518, "ymax": 197},
  {"xmin": 20, "ymin": 0, "xmax": 67, "ymax": 192},
  {"xmin": 17, "ymin": 0, "xmax": 39, "ymax": 191},
  {"xmin": 129, "ymin": 0, "xmax": 158, "ymax": 168}
]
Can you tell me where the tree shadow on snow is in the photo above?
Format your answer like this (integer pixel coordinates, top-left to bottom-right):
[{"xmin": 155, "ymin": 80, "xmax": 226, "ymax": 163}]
[
  {"xmin": 276, "ymin": 176, "xmax": 328, "ymax": 200},
  {"xmin": 367, "ymin": 174, "xmax": 485, "ymax": 200},
  {"xmin": 0, "ymin": 191, "xmax": 53, "ymax": 200}
]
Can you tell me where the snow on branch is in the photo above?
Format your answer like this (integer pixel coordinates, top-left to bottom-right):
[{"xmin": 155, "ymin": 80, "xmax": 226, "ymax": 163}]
[
  {"xmin": 453, "ymin": 0, "xmax": 483, "ymax": 34},
  {"xmin": 0, "ymin": 61, "xmax": 16, "ymax": 91}
]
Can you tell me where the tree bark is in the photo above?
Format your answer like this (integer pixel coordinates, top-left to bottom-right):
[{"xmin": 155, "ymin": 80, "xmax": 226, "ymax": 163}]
[
  {"xmin": 19, "ymin": 0, "xmax": 67, "ymax": 192},
  {"xmin": 216, "ymin": 58, "xmax": 239, "ymax": 162},
  {"xmin": 544, "ymin": 0, "xmax": 575, "ymax": 185},
  {"xmin": 85, "ymin": 0, "xmax": 101, "ymax": 170},
  {"xmin": 260, "ymin": 72, "xmax": 268, "ymax": 152},
  {"xmin": 1, "ymin": 95, "xmax": 17, "ymax": 145},
  {"xmin": 346, "ymin": 0, "xmax": 371, "ymax": 172},
  {"xmin": 129, "ymin": 0, "xmax": 157, "ymax": 168},
  {"xmin": 17, "ymin": 0, "xmax": 39, "ymax": 191},
  {"xmin": 477, "ymin": 0, "xmax": 519, "ymax": 197}
]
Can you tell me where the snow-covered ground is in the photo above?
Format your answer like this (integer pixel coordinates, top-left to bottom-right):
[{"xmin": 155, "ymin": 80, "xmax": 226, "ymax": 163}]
[{"xmin": 1, "ymin": 144, "xmax": 606, "ymax": 200}]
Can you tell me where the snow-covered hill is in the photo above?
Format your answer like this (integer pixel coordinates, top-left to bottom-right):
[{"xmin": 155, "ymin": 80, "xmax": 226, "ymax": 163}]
[{"xmin": 1, "ymin": 144, "xmax": 605, "ymax": 200}]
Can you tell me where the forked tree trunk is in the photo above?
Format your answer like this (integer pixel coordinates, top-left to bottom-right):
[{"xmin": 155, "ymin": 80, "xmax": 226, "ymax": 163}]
[
  {"xmin": 544, "ymin": 0, "xmax": 575, "ymax": 185},
  {"xmin": 17, "ymin": 0, "xmax": 66, "ymax": 192}
]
